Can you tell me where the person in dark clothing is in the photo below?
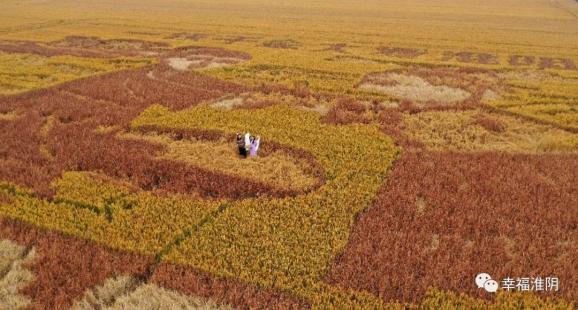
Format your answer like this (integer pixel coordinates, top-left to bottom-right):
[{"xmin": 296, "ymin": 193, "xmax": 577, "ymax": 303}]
[{"xmin": 236, "ymin": 133, "xmax": 247, "ymax": 157}]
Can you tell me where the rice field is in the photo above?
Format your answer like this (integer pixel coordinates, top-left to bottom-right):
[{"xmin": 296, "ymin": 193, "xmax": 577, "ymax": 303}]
[{"xmin": 0, "ymin": 0, "xmax": 577, "ymax": 308}]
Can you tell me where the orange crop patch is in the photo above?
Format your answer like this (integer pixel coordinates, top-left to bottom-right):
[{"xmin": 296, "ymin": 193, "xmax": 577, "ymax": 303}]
[{"xmin": 325, "ymin": 151, "xmax": 578, "ymax": 303}]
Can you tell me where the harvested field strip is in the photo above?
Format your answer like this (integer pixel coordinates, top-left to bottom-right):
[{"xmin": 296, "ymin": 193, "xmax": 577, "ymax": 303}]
[
  {"xmin": 73, "ymin": 276, "xmax": 233, "ymax": 310},
  {"xmin": 325, "ymin": 151, "xmax": 578, "ymax": 304},
  {"xmin": 0, "ymin": 239, "xmax": 35, "ymax": 310},
  {"xmin": 71, "ymin": 276, "xmax": 143, "ymax": 309}
]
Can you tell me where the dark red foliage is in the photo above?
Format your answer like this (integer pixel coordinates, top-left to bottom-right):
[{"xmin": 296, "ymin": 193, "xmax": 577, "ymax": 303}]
[
  {"xmin": 151, "ymin": 263, "xmax": 310, "ymax": 310},
  {"xmin": 322, "ymin": 98, "xmax": 372, "ymax": 125},
  {"xmin": 0, "ymin": 60, "xmax": 306, "ymax": 200},
  {"xmin": 325, "ymin": 151, "xmax": 578, "ymax": 303},
  {"xmin": 377, "ymin": 109, "xmax": 403, "ymax": 127},
  {"xmin": 0, "ymin": 59, "xmax": 324, "ymax": 200},
  {"xmin": 473, "ymin": 114, "xmax": 507, "ymax": 133},
  {"xmin": 0, "ymin": 35, "xmax": 169, "ymax": 58},
  {"xmin": 0, "ymin": 217, "xmax": 155, "ymax": 310},
  {"xmin": 48, "ymin": 36, "xmax": 168, "ymax": 54},
  {"xmin": 0, "ymin": 218, "xmax": 309, "ymax": 309}
]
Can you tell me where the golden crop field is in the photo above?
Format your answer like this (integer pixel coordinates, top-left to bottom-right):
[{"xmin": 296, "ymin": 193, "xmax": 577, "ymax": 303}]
[{"xmin": 0, "ymin": 0, "xmax": 577, "ymax": 309}]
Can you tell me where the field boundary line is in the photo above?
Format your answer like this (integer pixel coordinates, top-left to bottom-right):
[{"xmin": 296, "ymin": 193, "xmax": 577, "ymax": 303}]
[{"xmin": 154, "ymin": 202, "xmax": 233, "ymax": 263}]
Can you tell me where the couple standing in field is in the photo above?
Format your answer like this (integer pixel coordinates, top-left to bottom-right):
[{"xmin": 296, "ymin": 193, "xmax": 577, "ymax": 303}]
[{"xmin": 236, "ymin": 132, "xmax": 260, "ymax": 158}]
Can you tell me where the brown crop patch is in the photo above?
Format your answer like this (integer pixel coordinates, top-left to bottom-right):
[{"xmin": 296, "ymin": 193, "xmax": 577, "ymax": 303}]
[
  {"xmin": 325, "ymin": 151, "xmax": 578, "ymax": 303},
  {"xmin": 0, "ymin": 218, "xmax": 309, "ymax": 309},
  {"xmin": 323, "ymin": 43, "xmax": 349, "ymax": 53},
  {"xmin": 49, "ymin": 36, "xmax": 168, "ymax": 53},
  {"xmin": 126, "ymin": 31, "xmax": 162, "ymax": 36},
  {"xmin": 473, "ymin": 114, "xmax": 506, "ymax": 133},
  {"xmin": 263, "ymin": 39, "xmax": 301, "ymax": 49},
  {"xmin": 164, "ymin": 46, "xmax": 251, "ymax": 70},
  {"xmin": 377, "ymin": 46, "xmax": 428, "ymax": 58},
  {"xmin": 442, "ymin": 51, "xmax": 500, "ymax": 65},
  {"xmin": 322, "ymin": 97, "xmax": 374, "ymax": 125},
  {"xmin": 0, "ymin": 57, "xmax": 323, "ymax": 200},
  {"xmin": 0, "ymin": 40, "xmax": 116, "ymax": 58},
  {"xmin": 0, "ymin": 36, "xmax": 172, "ymax": 58},
  {"xmin": 0, "ymin": 38, "xmax": 251, "ymax": 61},
  {"xmin": 165, "ymin": 33, "xmax": 208, "ymax": 41},
  {"xmin": 502, "ymin": 57, "xmax": 578, "ymax": 71},
  {"xmin": 538, "ymin": 57, "xmax": 578, "ymax": 70},
  {"xmin": 0, "ymin": 61, "xmax": 263, "ymax": 199},
  {"xmin": 151, "ymin": 263, "xmax": 310, "ymax": 309},
  {"xmin": 220, "ymin": 35, "xmax": 260, "ymax": 44},
  {"xmin": 168, "ymin": 46, "xmax": 251, "ymax": 60},
  {"xmin": 0, "ymin": 217, "xmax": 154, "ymax": 310}
]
